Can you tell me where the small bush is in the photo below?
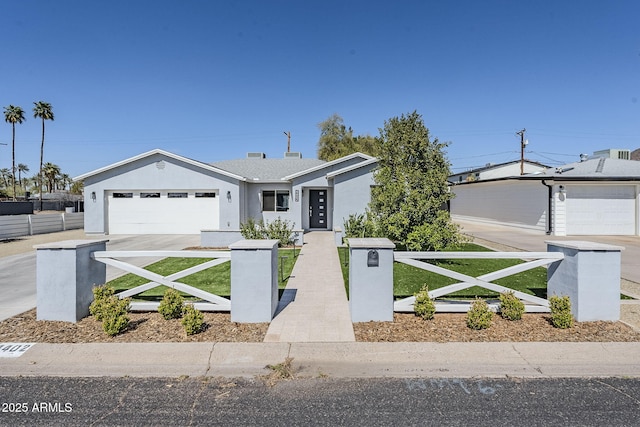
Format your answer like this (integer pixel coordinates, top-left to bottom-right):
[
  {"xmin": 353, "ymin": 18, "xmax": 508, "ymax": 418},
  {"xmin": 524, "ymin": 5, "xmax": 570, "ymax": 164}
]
[
  {"xmin": 89, "ymin": 285, "xmax": 115, "ymax": 321},
  {"xmin": 182, "ymin": 304, "xmax": 205, "ymax": 335},
  {"xmin": 343, "ymin": 212, "xmax": 378, "ymax": 239},
  {"xmin": 499, "ymin": 291, "xmax": 525, "ymax": 321},
  {"xmin": 413, "ymin": 285, "xmax": 436, "ymax": 320},
  {"xmin": 549, "ymin": 295, "xmax": 574, "ymax": 329},
  {"xmin": 466, "ymin": 298, "xmax": 493, "ymax": 330},
  {"xmin": 240, "ymin": 217, "xmax": 266, "ymax": 240},
  {"xmin": 158, "ymin": 288, "xmax": 185, "ymax": 320},
  {"xmin": 100, "ymin": 295, "xmax": 130, "ymax": 336},
  {"xmin": 240, "ymin": 217, "xmax": 295, "ymax": 247},
  {"xmin": 265, "ymin": 217, "xmax": 295, "ymax": 247}
]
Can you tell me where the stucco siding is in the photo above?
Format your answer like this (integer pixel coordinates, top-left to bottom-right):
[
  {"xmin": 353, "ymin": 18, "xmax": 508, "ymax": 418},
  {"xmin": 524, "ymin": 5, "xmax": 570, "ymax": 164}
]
[
  {"xmin": 450, "ymin": 180, "xmax": 547, "ymax": 230},
  {"xmin": 333, "ymin": 165, "xmax": 376, "ymax": 230},
  {"xmin": 83, "ymin": 153, "xmax": 241, "ymax": 234}
]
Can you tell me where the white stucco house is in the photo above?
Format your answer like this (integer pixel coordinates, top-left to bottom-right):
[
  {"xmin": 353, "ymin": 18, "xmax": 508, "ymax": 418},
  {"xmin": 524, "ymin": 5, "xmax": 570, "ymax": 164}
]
[
  {"xmin": 448, "ymin": 160, "xmax": 548, "ymax": 184},
  {"xmin": 74, "ymin": 149, "xmax": 378, "ymax": 244},
  {"xmin": 450, "ymin": 157, "xmax": 640, "ymax": 236}
]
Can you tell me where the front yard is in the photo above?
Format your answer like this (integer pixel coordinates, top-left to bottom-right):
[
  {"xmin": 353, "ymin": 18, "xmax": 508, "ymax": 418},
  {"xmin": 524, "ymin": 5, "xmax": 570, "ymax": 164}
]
[{"xmin": 338, "ymin": 243, "xmax": 547, "ymax": 299}]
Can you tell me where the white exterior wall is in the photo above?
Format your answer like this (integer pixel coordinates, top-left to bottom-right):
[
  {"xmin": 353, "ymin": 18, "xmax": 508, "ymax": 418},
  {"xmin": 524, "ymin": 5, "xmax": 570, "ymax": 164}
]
[
  {"xmin": 554, "ymin": 183, "xmax": 639, "ymax": 236},
  {"xmin": 82, "ymin": 153, "xmax": 241, "ymax": 234},
  {"xmin": 332, "ymin": 165, "xmax": 376, "ymax": 231},
  {"xmin": 480, "ymin": 163, "xmax": 546, "ymax": 180},
  {"xmin": 450, "ymin": 180, "xmax": 548, "ymax": 230},
  {"xmin": 244, "ymin": 182, "xmax": 298, "ymax": 227}
]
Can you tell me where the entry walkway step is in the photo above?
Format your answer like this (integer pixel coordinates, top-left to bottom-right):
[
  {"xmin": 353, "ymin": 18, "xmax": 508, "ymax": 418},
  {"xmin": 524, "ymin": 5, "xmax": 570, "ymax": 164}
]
[{"xmin": 264, "ymin": 231, "xmax": 355, "ymax": 342}]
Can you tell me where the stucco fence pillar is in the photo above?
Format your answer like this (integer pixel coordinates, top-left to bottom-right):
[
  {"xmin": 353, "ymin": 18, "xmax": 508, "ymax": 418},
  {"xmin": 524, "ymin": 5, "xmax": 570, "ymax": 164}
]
[
  {"xmin": 229, "ymin": 239, "xmax": 280, "ymax": 323},
  {"xmin": 35, "ymin": 240, "xmax": 108, "ymax": 322},
  {"xmin": 546, "ymin": 241, "xmax": 623, "ymax": 322},
  {"xmin": 347, "ymin": 238, "xmax": 396, "ymax": 322}
]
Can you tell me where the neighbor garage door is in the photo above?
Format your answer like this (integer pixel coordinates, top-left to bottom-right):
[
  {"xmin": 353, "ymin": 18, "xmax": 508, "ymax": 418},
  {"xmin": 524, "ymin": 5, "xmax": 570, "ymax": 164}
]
[
  {"xmin": 566, "ymin": 185, "xmax": 636, "ymax": 235},
  {"xmin": 107, "ymin": 191, "xmax": 219, "ymax": 234}
]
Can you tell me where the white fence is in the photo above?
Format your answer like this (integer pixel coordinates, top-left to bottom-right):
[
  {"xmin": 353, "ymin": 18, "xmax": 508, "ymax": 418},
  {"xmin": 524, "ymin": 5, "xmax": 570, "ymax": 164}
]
[
  {"xmin": 393, "ymin": 251, "xmax": 565, "ymax": 313},
  {"xmin": 92, "ymin": 250, "xmax": 232, "ymax": 312},
  {"xmin": 0, "ymin": 212, "xmax": 84, "ymax": 239}
]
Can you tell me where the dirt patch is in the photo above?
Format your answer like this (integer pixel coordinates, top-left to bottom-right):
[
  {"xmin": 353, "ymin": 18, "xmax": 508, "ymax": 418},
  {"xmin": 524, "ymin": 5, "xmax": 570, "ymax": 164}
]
[
  {"xmin": 354, "ymin": 312, "xmax": 640, "ymax": 342},
  {"xmin": 1, "ymin": 309, "xmax": 639, "ymax": 343},
  {"xmin": 0, "ymin": 309, "xmax": 268, "ymax": 343}
]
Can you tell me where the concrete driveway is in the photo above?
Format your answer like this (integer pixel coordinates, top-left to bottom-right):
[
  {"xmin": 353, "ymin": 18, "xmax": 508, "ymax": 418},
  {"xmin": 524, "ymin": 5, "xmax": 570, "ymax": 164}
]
[{"xmin": 0, "ymin": 230, "xmax": 199, "ymax": 321}]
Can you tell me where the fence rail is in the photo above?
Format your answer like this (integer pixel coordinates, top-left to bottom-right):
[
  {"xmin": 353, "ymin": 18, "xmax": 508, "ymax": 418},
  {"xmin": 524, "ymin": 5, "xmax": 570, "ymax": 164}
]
[
  {"xmin": 0, "ymin": 212, "xmax": 84, "ymax": 239},
  {"xmin": 92, "ymin": 250, "xmax": 232, "ymax": 312},
  {"xmin": 393, "ymin": 251, "xmax": 565, "ymax": 313}
]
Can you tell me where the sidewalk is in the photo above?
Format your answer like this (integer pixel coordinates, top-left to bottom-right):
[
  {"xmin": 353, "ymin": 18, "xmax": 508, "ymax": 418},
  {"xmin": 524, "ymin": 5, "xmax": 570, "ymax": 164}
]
[
  {"xmin": 264, "ymin": 231, "xmax": 355, "ymax": 342},
  {"xmin": 2, "ymin": 342, "xmax": 639, "ymax": 378}
]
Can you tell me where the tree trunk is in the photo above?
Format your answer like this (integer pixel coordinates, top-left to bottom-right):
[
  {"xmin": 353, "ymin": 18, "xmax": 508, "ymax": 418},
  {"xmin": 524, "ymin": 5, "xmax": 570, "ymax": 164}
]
[{"xmin": 39, "ymin": 118, "xmax": 45, "ymax": 211}]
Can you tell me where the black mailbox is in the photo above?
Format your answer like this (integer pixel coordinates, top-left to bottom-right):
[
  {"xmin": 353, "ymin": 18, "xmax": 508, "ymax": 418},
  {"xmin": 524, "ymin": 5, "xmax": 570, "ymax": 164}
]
[{"xmin": 367, "ymin": 250, "xmax": 379, "ymax": 267}]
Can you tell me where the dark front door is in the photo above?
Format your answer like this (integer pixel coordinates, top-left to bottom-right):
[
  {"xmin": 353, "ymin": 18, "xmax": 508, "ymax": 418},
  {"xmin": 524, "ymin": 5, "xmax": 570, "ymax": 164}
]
[{"xmin": 309, "ymin": 189, "xmax": 327, "ymax": 229}]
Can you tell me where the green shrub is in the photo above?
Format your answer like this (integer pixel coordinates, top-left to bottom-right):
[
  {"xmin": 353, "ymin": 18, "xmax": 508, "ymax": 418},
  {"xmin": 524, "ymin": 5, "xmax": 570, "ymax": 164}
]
[
  {"xmin": 240, "ymin": 217, "xmax": 266, "ymax": 240},
  {"xmin": 265, "ymin": 217, "xmax": 295, "ymax": 247},
  {"xmin": 100, "ymin": 295, "xmax": 130, "ymax": 336},
  {"xmin": 158, "ymin": 288, "xmax": 185, "ymax": 320},
  {"xmin": 89, "ymin": 285, "xmax": 116, "ymax": 321},
  {"xmin": 499, "ymin": 291, "xmax": 525, "ymax": 321},
  {"xmin": 413, "ymin": 285, "xmax": 436, "ymax": 320},
  {"xmin": 182, "ymin": 304, "xmax": 205, "ymax": 335},
  {"xmin": 343, "ymin": 212, "xmax": 378, "ymax": 239},
  {"xmin": 240, "ymin": 217, "xmax": 295, "ymax": 247},
  {"xmin": 466, "ymin": 298, "xmax": 493, "ymax": 330},
  {"xmin": 549, "ymin": 295, "xmax": 574, "ymax": 329}
]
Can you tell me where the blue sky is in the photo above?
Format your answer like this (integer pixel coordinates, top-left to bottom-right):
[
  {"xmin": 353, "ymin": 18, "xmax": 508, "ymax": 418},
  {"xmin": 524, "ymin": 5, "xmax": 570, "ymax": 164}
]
[{"xmin": 1, "ymin": 0, "xmax": 638, "ymax": 179}]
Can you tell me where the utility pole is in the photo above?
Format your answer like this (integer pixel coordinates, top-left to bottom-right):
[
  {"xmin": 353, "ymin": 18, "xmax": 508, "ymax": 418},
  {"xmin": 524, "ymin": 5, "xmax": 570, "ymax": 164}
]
[
  {"xmin": 284, "ymin": 131, "xmax": 291, "ymax": 152},
  {"xmin": 516, "ymin": 129, "xmax": 527, "ymax": 175}
]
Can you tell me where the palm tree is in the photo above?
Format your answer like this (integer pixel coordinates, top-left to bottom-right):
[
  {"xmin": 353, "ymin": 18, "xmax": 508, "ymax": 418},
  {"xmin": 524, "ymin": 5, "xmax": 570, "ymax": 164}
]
[
  {"xmin": 4, "ymin": 105, "xmax": 26, "ymax": 201},
  {"xmin": 43, "ymin": 162, "xmax": 61, "ymax": 193},
  {"xmin": 0, "ymin": 168, "xmax": 10, "ymax": 189},
  {"xmin": 33, "ymin": 101, "xmax": 54, "ymax": 210},
  {"xmin": 17, "ymin": 163, "xmax": 29, "ymax": 192}
]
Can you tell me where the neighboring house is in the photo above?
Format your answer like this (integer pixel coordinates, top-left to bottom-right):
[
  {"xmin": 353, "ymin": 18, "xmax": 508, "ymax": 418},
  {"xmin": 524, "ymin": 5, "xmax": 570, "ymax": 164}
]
[
  {"xmin": 448, "ymin": 160, "xmax": 549, "ymax": 183},
  {"xmin": 74, "ymin": 149, "xmax": 377, "ymax": 242},
  {"xmin": 450, "ymin": 157, "xmax": 640, "ymax": 236}
]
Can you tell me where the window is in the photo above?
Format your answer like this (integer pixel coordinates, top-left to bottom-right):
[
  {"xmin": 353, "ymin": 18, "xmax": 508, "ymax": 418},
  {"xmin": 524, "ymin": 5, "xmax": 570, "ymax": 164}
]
[
  {"xmin": 112, "ymin": 192, "xmax": 133, "ymax": 198},
  {"xmin": 262, "ymin": 190, "xmax": 289, "ymax": 212},
  {"xmin": 195, "ymin": 192, "xmax": 216, "ymax": 198},
  {"xmin": 168, "ymin": 192, "xmax": 188, "ymax": 198},
  {"xmin": 141, "ymin": 192, "xmax": 160, "ymax": 198}
]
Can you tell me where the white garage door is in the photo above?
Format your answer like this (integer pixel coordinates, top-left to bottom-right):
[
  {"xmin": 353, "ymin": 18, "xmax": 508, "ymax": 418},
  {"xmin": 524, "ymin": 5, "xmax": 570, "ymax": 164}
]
[
  {"xmin": 108, "ymin": 191, "xmax": 219, "ymax": 234},
  {"xmin": 566, "ymin": 185, "xmax": 636, "ymax": 235}
]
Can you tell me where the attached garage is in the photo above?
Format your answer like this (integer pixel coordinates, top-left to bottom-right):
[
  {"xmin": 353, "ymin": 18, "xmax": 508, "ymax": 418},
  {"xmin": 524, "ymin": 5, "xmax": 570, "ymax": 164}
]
[
  {"xmin": 107, "ymin": 190, "xmax": 219, "ymax": 234},
  {"xmin": 565, "ymin": 185, "xmax": 636, "ymax": 235}
]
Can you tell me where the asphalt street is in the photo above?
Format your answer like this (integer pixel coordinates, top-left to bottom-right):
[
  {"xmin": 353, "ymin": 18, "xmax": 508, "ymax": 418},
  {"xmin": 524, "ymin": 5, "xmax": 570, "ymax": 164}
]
[{"xmin": 1, "ymin": 376, "xmax": 639, "ymax": 426}]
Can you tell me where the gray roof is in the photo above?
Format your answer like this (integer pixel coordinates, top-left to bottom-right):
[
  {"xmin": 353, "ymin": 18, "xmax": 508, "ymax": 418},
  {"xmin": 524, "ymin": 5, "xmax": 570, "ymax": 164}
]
[
  {"xmin": 534, "ymin": 158, "xmax": 640, "ymax": 179},
  {"xmin": 211, "ymin": 158, "xmax": 326, "ymax": 181}
]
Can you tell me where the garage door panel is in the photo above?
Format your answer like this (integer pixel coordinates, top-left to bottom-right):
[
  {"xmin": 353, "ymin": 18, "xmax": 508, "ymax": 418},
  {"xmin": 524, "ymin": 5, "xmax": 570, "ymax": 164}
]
[
  {"xmin": 108, "ymin": 191, "xmax": 219, "ymax": 234},
  {"xmin": 566, "ymin": 186, "xmax": 635, "ymax": 235}
]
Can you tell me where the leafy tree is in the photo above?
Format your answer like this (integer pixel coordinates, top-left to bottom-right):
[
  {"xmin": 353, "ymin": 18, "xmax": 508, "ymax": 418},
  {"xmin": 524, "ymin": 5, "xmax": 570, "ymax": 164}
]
[
  {"xmin": 17, "ymin": 163, "xmax": 29, "ymax": 191},
  {"xmin": 369, "ymin": 110, "xmax": 463, "ymax": 250},
  {"xmin": 317, "ymin": 114, "xmax": 354, "ymax": 161},
  {"xmin": 316, "ymin": 113, "xmax": 379, "ymax": 160},
  {"xmin": 3, "ymin": 105, "xmax": 26, "ymax": 200},
  {"xmin": 33, "ymin": 101, "xmax": 54, "ymax": 210}
]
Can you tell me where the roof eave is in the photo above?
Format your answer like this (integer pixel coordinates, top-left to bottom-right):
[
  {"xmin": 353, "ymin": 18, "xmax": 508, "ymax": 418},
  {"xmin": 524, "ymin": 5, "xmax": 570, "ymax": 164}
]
[{"xmin": 73, "ymin": 149, "xmax": 247, "ymax": 182}]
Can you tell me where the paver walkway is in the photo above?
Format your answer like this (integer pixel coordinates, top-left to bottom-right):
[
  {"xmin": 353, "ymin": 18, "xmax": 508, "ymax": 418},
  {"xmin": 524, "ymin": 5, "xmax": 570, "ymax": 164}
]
[{"xmin": 264, "ymin": 231, "xmax": 355, "ymax": 342}]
